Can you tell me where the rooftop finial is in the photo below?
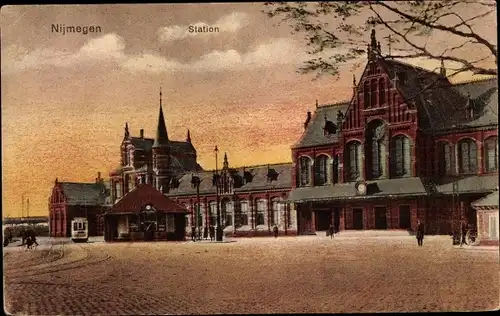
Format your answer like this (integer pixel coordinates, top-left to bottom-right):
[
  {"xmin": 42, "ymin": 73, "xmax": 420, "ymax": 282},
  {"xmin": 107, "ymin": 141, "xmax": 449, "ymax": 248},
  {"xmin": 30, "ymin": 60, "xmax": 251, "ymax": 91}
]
[
  {"xmin": 186, "ymin": 129, "xmax": 191, "ymax": 143},
  {"xmin": 124, "ymin": 122, "xmax": 130, "ymax": 138},
  {"xmin": 160, "ymin": 87, "xmax": 162, "ymax": 107},
  {"xmin": 353, "ymin": 74, "xmax": 357, "ymax": 86},
  {"xmin": 316, "ymin": 99, "xmax": 319, "ymax": 108}
]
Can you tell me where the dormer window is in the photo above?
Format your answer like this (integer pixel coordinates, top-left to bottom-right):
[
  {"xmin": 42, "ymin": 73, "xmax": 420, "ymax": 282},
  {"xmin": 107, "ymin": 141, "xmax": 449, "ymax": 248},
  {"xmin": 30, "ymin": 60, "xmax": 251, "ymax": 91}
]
[
  {"xmin": 267, "ymin": 168, "xmax": 279, "ymax": 183},
  {"xmin": 170, "ymin": 177, "xmax": 180, "ymax": 189},
  {"xmin": 212, "ymin": 173, "xmax": 220, "ymax": 186},
  {"xmin": 191, "ymin": 175, "xmax": 201, "ymax": 189},
  {"xmin": 466, "ymin": 94, "xmax": 475, "ymax": 119},
  {"xmin": 323, "ymin": 120, "xmax": 337, "ymax": 136},
  {"xmin": 243, "ymin": 170, "xmax": 253, "ymax": 183}
]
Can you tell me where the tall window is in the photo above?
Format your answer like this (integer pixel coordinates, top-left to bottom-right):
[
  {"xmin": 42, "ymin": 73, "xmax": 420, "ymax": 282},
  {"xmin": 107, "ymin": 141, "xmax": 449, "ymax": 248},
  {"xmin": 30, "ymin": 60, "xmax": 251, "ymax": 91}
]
[
  {"xmin": 366, "ymin": 120, "xmax": 386, "ymax": 179},
  {"xmin": 209, "ymin": 202, "xmax": 217, "ymax": 226},
  {"xmin": 437, "ymin": 141, "xmax": 453, "ymax": 176},
  {"xmin": 314, "ymin": 155, "xmax": 328, "ymax": 186},
  {"xmin": 458, "ymin": 139, "xmax": 477, "ymax": 174},
  {"xmin": 484, "ymin": 136, "xmax": 498, "ymax": 173},
  {"xmin": 346, "ymin": 142, "xmax": 361, "ymax": 181},
  {"xmin": 222, "ymin": 200, "xmax": 232, "ymax": 227},
  {"xmin": 391, "ymin": 135, "xmax": 411, "ymax": 177},
  {"xmin": 194, "ymin": 203, "xmax": 203, "ymax": 227},
  {"xmin": 240, "ymin": 201, "xmax": 249, "ymax": 226},
  {"xmin": 299, "ymin": 156, "xmax": 311, "ymax": 186},
  {"xmin": 364, "ymin": 81, "xmax": 370, "ymax": 108},
  {"xmin": 271, "ymin": 199, "xmax": 280, "ymax": 226},
  {"xmin": 370, "ymin": 79, "xmax": 377, "ymax": 107},
  {"xmin": 124, "ymin": 150, "xmax": 130, "ymax": 165},
  {"xmin": 256, "ymin": 199, "xmax": 265, "ymax": 226},
  {"xmin": 379, "ymin": 78, "xmax": 386, "ymax": 105}
]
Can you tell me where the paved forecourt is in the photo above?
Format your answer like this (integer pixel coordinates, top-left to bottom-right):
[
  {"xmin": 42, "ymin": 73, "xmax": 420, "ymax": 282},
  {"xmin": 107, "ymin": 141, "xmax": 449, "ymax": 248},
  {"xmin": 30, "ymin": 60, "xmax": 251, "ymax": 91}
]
[{"xmin": 3, "ymin": 235, "xmax": 499, "ymax": 314}]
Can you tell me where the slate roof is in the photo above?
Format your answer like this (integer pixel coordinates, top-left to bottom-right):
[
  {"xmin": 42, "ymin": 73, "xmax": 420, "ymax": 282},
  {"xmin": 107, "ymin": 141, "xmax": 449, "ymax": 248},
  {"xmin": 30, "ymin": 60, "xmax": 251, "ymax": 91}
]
[
  {"xmin": 287, "ymin": 177, "xmax": 427, "ymax": 202},
  {"xmin": 471, "ymin": 190, "xmax": 499, "ymax": 208},
  {"xmin": 108, "ymin": 184, "xmax": 188, "ymax": 214},
  {"xmin": 166, "ymin": 163, "xmax": 293, "ymax": 197},
  {"xmin": 130, "ymin": 137, "xmax": 195, "ymax": 154},
  {"xmin": 293, "ymin": 102, "xmax": 350, "ymax": 149},
  {"xmin": 59, "ymin": 182, "xmax": 108, "ymax": 206}
]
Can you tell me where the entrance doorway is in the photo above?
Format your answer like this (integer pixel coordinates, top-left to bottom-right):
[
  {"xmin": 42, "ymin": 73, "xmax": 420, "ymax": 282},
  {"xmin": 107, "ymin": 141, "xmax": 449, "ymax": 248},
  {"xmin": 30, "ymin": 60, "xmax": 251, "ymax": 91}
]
[
  {"xmin": 399, "ymin": 205, "xmax": 411, "ymax": 229},
  {"xmin": 299, "ymin": 208, "xmax": 313, "ymax": 234},
  {"xmin": 315, "ymin": 210, "xmax": 331, "ymax": 231},
  {"xmin": 353, "ymin": 208, "xmax": 363, "ymax": 230},
  {"xmin": 333, "ymin": 208, "xmax": 340, "ymax": 232},
  {"xmin": 375, "ymin": 207, "xmax": 388, "ymax": 229}
]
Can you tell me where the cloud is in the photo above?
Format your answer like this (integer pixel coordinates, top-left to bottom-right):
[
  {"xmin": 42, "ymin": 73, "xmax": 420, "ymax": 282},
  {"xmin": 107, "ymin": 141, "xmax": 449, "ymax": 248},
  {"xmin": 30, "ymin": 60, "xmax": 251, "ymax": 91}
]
[
  {"xmin": 2, "ymin": 33, "xmax": 307, "ymax": 75},
  {"xmin": 157, "ymin": 12, "xmax": 249, "ymax": 42}
]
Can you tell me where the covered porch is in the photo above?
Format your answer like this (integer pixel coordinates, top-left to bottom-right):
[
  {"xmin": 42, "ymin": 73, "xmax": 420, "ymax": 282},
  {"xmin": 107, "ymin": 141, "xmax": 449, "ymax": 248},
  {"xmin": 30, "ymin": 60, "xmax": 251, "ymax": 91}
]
[
  {"xmin": 104, "ymin": 184, "xmax": 188, "ymax": 242},
  {"xmin": 472, "ymin": 190, "xmax": 499, "ymax": 246}
]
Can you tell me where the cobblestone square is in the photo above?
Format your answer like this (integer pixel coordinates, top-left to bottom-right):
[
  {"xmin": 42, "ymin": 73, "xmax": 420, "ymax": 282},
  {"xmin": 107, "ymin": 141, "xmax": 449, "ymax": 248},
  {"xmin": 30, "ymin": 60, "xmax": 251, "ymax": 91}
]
[{"xmin": 3, "ymin": 236, "xmax": 499, "ymax": 314}]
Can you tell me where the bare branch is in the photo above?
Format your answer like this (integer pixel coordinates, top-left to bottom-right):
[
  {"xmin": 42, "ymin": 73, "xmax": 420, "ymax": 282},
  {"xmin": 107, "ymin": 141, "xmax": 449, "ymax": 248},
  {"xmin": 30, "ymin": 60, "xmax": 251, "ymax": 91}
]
[{"xmin": 377, "ymin": 2, "xmax": 497, "ymax": 59}]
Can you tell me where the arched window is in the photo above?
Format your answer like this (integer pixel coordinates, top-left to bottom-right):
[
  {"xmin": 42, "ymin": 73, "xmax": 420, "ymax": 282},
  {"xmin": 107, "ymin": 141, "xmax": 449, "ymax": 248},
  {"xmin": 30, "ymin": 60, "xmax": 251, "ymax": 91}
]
[
  {"xmin": 458, "ymin": 139, "xmax": 477, "ymax": 174},
  {"xmin": 379, "ymin": 78, "xmax": 386, "ymax": 105},
  {"xmin": 364, "ymin": 81, "xmax": 370, "ymax": 108},
  {"xmin": 484, "ymin": 136, "xmax": 498, "ymax": 173},
  {"xmin": 298, "ymin": 156, "xmax": 311, "ymax": 186},
  {"xmin": 346, "ymin": 141, "xmax": 361, "ymax": 181},
  {"xmin": 391, "ymin": 135, "xmax": 411, "ymax": 177},
  {"xmin": 437, "ymin": 141, "xmax": 453, "ymax": 176},
  {"xmin": 370, "ymin": 79, "xmax": 377, "ymax": 107},
  {"xmin": 366, "ymin": 120, "xmax": 386, "ymax": 179},
  {"xmin": 271, "ymin": 199, "xmax": 280, "ymax": 226},
  {"xmin": 314, "ymin": 155, "xmax": 329, "ymax": 186},
  {"xmin": 256, "ymin": 199, "xmax": 266, "ymax": 226},
  {"xmin": 240, "ymin": 201, "xmax": 249, "ymax": 226}
]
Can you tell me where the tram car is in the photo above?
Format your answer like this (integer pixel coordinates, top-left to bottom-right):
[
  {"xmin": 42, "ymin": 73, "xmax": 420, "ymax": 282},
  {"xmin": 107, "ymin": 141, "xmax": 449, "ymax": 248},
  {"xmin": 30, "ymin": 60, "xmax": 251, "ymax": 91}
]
[{"xmin": 71, "ymin": 217, "xmax": 88, "ymax": 242}]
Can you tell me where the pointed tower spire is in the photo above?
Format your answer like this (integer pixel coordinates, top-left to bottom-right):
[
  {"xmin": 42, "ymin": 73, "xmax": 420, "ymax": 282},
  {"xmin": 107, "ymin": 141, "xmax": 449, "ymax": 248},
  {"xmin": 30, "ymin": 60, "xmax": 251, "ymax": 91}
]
[
  {"xmin": 223, "ymin": 152, "xmax": 229, "ymax": 170},
  {"xmin": 186, "ymin": 129, "xmax": 191, "ymax": 143},
  {"xmin": 124, "ymin": 122, "xmax": 130, "ymax": 139},
  {"xmin": 153, "ymin": 88, "xmax": 169, "ymax": 148}
]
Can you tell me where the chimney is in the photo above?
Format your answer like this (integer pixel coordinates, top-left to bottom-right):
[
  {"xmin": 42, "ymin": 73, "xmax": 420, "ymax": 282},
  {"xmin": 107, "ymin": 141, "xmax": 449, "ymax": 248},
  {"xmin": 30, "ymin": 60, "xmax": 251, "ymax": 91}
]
[
  {"xmin": 96, "ymin": 172, "xmax": 102, "ymax": 183},
  {"xmin": 304, "ymin": 111, "xmax": 312, "ymax": 130},
  {"xmin": 140, "ymin": 129, "xmax": 144, "ymax": 139}
]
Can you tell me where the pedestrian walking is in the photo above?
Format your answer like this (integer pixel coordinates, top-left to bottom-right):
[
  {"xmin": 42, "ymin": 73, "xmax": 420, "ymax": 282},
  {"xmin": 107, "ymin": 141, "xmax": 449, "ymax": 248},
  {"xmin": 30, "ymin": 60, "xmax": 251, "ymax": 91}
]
[
  {"xmin": 191, "ymin": 226, "xmax": 196, "ymax": 242},
  {"xmin": 329, "ymin": 223, "xmax": 335, "ymax": 239},
  {"xmin": 416, "ymin": 220, "xmax": 425, "ymax": 246},
  {"xmin": 460, "ymin": 219, "xmax": 468, "ymax": 246},
  {"xmin": 273, "ymin": 225, "xmax": 279, "ymax": 238},
  {"xmin": 209, "ymin": 225, "xmax": 215, "ymax": 241}
]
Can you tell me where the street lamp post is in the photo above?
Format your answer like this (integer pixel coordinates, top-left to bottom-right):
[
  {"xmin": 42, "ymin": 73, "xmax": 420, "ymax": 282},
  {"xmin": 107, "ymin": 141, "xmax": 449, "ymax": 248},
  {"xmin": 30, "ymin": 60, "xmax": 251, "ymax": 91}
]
[{"xmin": 214, "ymin": 146, "xmax": 223, "ymax": 242}]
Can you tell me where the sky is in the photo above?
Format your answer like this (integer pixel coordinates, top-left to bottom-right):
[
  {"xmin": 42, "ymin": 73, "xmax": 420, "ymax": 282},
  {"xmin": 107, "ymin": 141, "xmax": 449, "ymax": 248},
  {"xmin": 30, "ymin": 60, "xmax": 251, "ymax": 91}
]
[{"xmin": 1, "ymin": 3, "xmax": 496, "ymax": 217}]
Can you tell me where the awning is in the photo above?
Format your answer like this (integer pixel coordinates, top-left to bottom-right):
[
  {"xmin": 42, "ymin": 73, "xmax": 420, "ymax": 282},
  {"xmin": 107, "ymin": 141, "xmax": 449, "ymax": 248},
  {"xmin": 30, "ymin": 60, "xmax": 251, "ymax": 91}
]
[
  {"xmin": 434, "ymin": 175, "xmax": 498, "ymax": 194},
  {"xmin": 471, "ymin": 190, "xmax": 499, "ymax": 208},
  {"xmin": 287, "ymin": 177, "xmax": 428, "ymax": 203}
]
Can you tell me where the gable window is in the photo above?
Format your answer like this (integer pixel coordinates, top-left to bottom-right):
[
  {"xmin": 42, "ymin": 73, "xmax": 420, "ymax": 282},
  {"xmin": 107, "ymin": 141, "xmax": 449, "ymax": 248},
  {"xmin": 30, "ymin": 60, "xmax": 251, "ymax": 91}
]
[
  {"xmin": 370, "ymin": 79, "xmax": 377, "ymax": 107},
  {"xmin": 378, "ymin": 78, "xmax": 386, "ymax": 105},
  {"xmin": 256, "ymin": 199, "xmax": 265, "ymax": 226},
  {"xmin": 298, "ymin": 156, "xmax": 311, "ymax": 186},
  {"xmin": 221, "ymin": 200, "xmax": 232, "ymax": 227},
  {"xmin": 364, "ymin": 81, "xmax": 370, "ymax": 108},
  {"xmin": 346, "ymin": 141, "xmax": 361, "ymax": 181},
  {"xmin": 458, "ymin": 139, "xmax": 477, "ymax": 174},
  {"xmin": 366, "ymin": 120, "xmax": 386, "ymax": 179},
  {"xmin": 391, "ymin": 135, "xmax": 411, "ymax": 177},
  {"xmin": 314, "ymin": 155, "xmax": 329, "ymax": 186},
  {"xmin": 484, "ymin": 136, "xmax": 498, "ymax": 173}
]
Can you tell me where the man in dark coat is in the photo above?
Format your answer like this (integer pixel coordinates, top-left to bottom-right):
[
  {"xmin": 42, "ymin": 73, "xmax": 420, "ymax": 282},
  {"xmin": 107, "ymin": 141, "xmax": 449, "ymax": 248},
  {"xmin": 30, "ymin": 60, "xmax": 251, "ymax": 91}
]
[
  {"xmin": 329, "ymin": 224, "xmax": 335, "ymax": 239},
  {"xmin": 273, "ymin": 225, "xmax": 279, "ymax": 238},
  {"xmin": 191, "ymin": 226, "xmax": 196, "ymax": 242},
  {"xmin": 416, "ymin": 220, "xmax": 425, "ymax": 246},
  {"xmin": 460, "ymin": 219, "xmax": 468, "ymax": 246},
  {"xmin": 209, "ymin": 225, "xmax": 215, "ymax": 241}
]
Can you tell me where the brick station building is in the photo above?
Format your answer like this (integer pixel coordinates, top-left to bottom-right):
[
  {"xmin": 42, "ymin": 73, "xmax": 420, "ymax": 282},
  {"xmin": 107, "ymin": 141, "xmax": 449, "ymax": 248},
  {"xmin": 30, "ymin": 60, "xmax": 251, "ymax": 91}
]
[
  {"xmin": 287, "ymin": 30, "xmax": 498, "ymax": 236},
  {"xmin": 48, "ymin": 173, "xmax": 111, "ymax": 237}
]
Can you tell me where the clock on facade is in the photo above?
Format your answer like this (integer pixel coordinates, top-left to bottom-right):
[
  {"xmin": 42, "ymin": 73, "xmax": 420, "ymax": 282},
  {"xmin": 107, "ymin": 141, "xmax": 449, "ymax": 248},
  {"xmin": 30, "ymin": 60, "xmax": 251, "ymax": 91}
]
[{"xmin": 355, "ymin": 181, "xmax": 367, "ymax": 195}]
